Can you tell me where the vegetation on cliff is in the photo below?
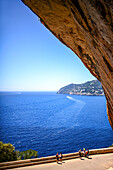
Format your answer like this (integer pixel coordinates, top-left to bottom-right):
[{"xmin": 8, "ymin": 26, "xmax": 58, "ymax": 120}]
[
  {"xmin": 0, "ymin": 141, "xmax": 38, "ymax": 162},
  {"xmin": 57, "ymin": 80, "xmax": 104, "ymax": 96},
  {"xmin": 109, "ymin": 144, "xmax": 113, "ymax": 147}
]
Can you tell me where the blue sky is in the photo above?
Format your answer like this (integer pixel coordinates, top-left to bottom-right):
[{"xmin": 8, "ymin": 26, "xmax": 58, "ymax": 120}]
[{"xmin": 0, "ymin": 0, "xmax": 95, "ymax": 91}]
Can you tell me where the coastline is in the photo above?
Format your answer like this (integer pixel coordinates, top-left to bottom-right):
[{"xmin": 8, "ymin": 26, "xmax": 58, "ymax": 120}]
[{"xmin": 57, "ymin": 92, "xmax": 105, "ymax": 96}]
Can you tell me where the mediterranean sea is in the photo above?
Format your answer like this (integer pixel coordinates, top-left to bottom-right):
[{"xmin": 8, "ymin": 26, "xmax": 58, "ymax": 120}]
[{"xmin": 0, "ymin": 92, "xmax": 113, "ymax": 157}]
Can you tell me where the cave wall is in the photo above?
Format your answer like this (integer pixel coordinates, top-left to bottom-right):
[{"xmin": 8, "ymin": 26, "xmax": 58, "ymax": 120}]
[{"xmin": 21, "ymin": 0, "xmax": 113, "ymax": 129}]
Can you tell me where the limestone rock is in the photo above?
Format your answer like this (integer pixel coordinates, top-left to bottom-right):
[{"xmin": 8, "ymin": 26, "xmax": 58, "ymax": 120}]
[{"xmin": 21, "ymin": 0, "xmax": 113, "ymax": 129}]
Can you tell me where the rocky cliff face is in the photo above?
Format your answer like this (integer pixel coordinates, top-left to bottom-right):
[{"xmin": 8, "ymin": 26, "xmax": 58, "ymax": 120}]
[{"xmin": 21, "ymin": 0, "xmax": 113, "ymax": 129}]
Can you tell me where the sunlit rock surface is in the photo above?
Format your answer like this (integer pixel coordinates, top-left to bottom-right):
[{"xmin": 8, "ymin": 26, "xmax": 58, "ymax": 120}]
[{"xmin": 21, "ymin": 0, "xmax": 113, "ymax": 129}]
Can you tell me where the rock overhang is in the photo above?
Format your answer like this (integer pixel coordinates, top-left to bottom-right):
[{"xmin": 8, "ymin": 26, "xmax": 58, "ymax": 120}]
[{"xmin": 21, "ymin": 0, "xmax": 113, "ymax": 129}]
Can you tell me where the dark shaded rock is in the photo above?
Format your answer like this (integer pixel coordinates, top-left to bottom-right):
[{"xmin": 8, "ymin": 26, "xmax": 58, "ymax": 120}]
[{"xmin": 21, "ymin": 0, "xmax": 113, "ymax": 129}]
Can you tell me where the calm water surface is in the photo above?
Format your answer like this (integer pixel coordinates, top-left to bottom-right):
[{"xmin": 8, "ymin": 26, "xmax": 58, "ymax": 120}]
[{"xmin": 0, "ymin": 92, "xmax": 113, "ymax": 157}]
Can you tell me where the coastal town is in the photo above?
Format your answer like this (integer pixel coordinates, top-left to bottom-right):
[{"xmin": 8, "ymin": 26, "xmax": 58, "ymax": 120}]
[{"xmin": 57, "ymin": 80, "xmax": 104, "ymax": 96}]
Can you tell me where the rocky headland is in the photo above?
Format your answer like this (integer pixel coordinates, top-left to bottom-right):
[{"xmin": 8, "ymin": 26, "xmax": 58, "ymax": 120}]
[{"xmin": 57, "ymin": 80, "xmax": 104, "ymax": 96}]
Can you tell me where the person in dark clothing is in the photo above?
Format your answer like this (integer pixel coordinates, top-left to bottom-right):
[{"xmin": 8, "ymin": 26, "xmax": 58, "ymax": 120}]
[
  {"xmin": 79, "ymin": 149, "xmax": 82, "ymax": 159},
  {"xmin": 56, "ymin": 152, "xmax": 59, "ymax": 163}
]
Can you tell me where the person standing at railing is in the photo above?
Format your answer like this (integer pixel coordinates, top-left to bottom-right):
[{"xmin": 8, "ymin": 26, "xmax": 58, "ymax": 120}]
[
  {"xmin": 86, "ymin": 148, "xmax": 89, "ymax": 158},
  {"xmin": 83, "ymin": 148, "xmax": 86, "ymax": 157},
  {"xmin": 59, "ymin": 152, "xmax": 63, "ymax": 162},
  {"xmin": 56, "ymin": 152, "xmax": 59, "ymax": 163},
  {"xmin": 79, "ymin": 149, "xmax": 82, "ymax": 159}
]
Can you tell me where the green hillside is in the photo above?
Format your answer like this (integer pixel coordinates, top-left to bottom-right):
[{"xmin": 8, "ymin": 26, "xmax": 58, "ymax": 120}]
[{"xmin": 57, "ymin": 80, "xmax": 104, "ymax": 96}]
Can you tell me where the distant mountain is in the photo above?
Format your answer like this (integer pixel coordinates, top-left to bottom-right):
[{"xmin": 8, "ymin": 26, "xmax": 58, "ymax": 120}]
[{"xmin": 57, "ymin": 80, "xmax": 104, "ymax": 96}]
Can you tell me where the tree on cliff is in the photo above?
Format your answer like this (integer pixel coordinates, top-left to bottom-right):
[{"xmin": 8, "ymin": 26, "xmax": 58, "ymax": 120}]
[
  {"xmin": 0, "ymin": 141, "xmax": 38, "ymax": 162},
  {"xmin": 0, "ymin": 141, "xmax": 18, "ymax": 162}
]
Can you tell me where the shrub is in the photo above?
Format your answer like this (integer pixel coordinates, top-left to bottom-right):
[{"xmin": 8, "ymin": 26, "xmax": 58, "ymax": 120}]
[
  {"xmin": 19, "ymin": 149, "xmax": 38, "ymax": 159},
  {"xmin": 0, "ymin": 141, "xmax": 38, "ymax": 162},
  {"xmin": 109, "ymin": 144, "xmax": 113, "ymax": 147},
  {"xmin": 0, "ymin": 141, "xmax": 18, "ymax": 162}
]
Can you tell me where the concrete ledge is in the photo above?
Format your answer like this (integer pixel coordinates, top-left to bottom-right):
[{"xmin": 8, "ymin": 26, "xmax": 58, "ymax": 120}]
[
  {"xmin": 0, "ymin": 147, "xmax": 113, "ymax": 169},
  {"xmin": 89, "ymin": 147, "xmax": 113, "ymax": 155}
]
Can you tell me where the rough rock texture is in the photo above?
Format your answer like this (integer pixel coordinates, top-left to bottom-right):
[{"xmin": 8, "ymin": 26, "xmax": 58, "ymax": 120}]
[{"xmin": 21, "ymin": 0, "xmax": 113, "ymax": 129}]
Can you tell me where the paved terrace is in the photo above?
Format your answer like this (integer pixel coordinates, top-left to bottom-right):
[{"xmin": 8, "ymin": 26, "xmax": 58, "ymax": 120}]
[
  {"xmin": 13, "ymin": 153, "xmax": 113, "ymax": 170},
  {"xmin": 0, "ymin": 148, "xmax": 113, "ymax": 169}
]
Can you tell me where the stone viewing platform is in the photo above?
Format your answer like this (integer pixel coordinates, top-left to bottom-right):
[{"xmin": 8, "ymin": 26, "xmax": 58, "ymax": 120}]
[
  {"xmin": 13, "ymin": 153, "xmax": 113, "ymax": 170},
  {"xmin": 0, "ymin": 147, "xmax": 113, "ymax": 169}
]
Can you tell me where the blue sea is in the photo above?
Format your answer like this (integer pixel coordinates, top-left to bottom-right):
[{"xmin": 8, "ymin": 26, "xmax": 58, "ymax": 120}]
[{"xmin": 0, "ymin": 92, "xmax": 113, "ymax": 157}]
